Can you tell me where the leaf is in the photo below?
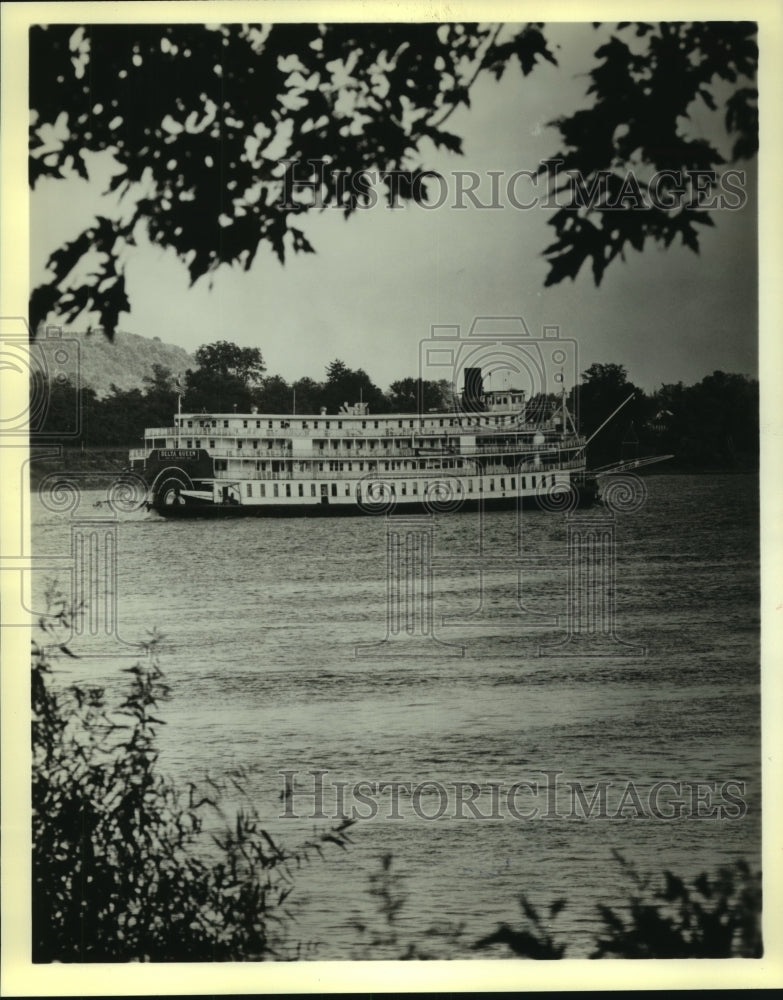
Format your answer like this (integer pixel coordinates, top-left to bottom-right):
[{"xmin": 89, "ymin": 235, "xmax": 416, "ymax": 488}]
[
  {"xmin": 549, "ymin": 898, "xmax": 567, "ymax": 918},
  {"xmin": 418, "ymin": 124, "xmax": 463, "ymax": 154}
]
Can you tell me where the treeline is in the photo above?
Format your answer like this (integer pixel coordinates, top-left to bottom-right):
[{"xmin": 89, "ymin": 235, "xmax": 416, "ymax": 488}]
[
  {"xmin": 38, "ymin": 342, "xmax": 758, "ymax": 470},
  {"xmin": 571, "ymin": 362, "xmax": 759, "ymax": 470}
]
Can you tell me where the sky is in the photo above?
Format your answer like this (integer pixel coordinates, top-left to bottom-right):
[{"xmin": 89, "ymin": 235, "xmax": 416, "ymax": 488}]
[{"xmin": 30, "ymin": 22, "xmax": 758, "ymax": 394}]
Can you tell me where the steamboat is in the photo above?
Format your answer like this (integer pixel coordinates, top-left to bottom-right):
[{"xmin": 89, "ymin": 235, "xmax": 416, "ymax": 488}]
[{"xmin": 130, "ymin": 368, "xmax": 600, "ymax": 517}]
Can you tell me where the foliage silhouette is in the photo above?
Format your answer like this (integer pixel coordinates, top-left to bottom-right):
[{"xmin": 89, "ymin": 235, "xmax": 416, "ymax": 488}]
[
  {"xmin": 32, "ymin": 583, "xmax": 354, "ymax": 962},
  {"xmin": 350, "ymin": 851, "xmax": 761, "ymax": 960},
  {"xmin": 29, "ymin": 22, "xmax": 756, "ymax": 335},
  {"xmin": 347, "ymin": 853, "xmax": 466, "ymax": 960},
  {"xmin": 472, "ymin": 895, "xmax": 567, "ymax": 959},
  {"xmin": 471, "ymin": 852, "xmax": 761, "ymax": 959},
  {"xmin": 540, "ymin": 21, "xmax": 757, "ymax": 287},
  {"xmin": 590, "ymin": 850, "xmax": 762, "ymax": 958}
]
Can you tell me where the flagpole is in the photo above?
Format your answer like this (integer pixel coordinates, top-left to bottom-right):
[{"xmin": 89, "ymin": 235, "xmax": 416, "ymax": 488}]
[{"xmin": 176, "ymin": 374, "xmax": 182, "ymax": 447}]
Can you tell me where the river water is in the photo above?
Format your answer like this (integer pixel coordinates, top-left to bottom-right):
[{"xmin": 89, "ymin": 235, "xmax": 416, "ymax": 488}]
[{"xmin": 31, "ymin": 473, "xmax": 761, "ymax": 959}]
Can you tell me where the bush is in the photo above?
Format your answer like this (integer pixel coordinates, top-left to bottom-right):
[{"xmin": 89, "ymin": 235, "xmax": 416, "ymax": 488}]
[
  {"xmin": 590, "ymin": 850, "xmax": 762, "ymax": 958},
  {"xmin": 472, "ymin": 850, "xmax": 762, "ymax": 960},
  {"xmin": 31, "ymin": 587, "xmax": 354, "ymax": 962}
]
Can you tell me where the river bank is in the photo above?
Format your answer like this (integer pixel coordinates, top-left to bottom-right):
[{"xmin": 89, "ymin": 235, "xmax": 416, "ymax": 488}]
[{"xmin": 28, "ymin": 446, "xmax": 132, "ymax": 489}]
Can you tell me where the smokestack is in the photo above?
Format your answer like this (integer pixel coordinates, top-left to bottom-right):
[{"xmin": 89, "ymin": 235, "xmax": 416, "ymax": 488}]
[{"xmin": 462, "ymin": 367, "xmax": 485, "ymax": 412}]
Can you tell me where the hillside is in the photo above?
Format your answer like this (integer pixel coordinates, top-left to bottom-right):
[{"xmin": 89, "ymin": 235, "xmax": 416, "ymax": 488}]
[{"xmin": 51, "ymin": 329, "xmax": 195, "ymax": 398}]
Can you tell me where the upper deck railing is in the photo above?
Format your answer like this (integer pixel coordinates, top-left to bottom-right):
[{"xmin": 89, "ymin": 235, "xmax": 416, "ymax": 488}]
[
  {"xmin": 130, "ymin": 438, "xmax": 585, "ymax": 463},
  {"xmin": 143, "ymin": 419, "xmax": 569, "ymax": 441}
]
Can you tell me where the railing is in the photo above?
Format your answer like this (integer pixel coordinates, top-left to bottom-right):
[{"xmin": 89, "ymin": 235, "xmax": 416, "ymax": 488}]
[
  {"xmin": 211, "ymin": 456, "xmax": 586, "ymax": 481},
  {"xmin": 188, "ymin": 440, "xmax": 585, "ymax": 460},
  {"xmin": 147, "ymin": 421, "xmax": 572, "ymax": 441},
  {"xmin": 130, "ymin": 442, "xmax": 586, "ymax": 468}
]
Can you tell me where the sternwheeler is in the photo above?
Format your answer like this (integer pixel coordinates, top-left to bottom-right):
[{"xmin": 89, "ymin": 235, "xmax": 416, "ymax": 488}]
[{"xmin": 130, "ymin": 368, "xmax": 599, "ymax": 517}]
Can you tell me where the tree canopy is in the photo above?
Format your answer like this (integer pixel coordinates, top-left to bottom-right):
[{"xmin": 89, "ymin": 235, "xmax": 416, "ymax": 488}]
[
  {"xmin": 29, "ymin": 21, "xmax": 757, "ymax": 337},
  {"xmin": 184, "ymin": 342, "xmax": 265, "ymax": 412}
]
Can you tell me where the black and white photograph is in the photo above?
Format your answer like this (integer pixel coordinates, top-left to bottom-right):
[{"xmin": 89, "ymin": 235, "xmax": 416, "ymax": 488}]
[{"xmin": 2, "ymin": 0, "xmax": 782, "ymax": 993}]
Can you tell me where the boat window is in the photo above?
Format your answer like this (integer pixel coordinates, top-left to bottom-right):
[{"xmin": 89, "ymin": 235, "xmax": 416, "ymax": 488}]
[
  {"xmin": 326, "ymin": 421, "xmax": 330, "ymax": 429},
  {"xmin": 243, "ymin": 420, "xmax": 248, "ymax": 428},
  {"xmin": 311, "ymin": 484, "xmax": 316, "ymax": 496},
  {"xmin": 286, "ymin": 484, "xmax": 291, "ymax": 497},
  {"xmin": 273, "ymin": 484, "xmax": 279, "ymax": 497},
  {"xmin": 186, "ymin": 440, "xmax": 192, "ymax": 448},
  {"xmin": 187, "ymin": 421, "xmax": 192, "ymax": 428},
  {"xmin": 521, "ymin": 477, "xmax": 526, "ymax": 489},
  {"xmin": 212, "ymin": 420, "xmax": 217, "ymax": 427},
  {"xmin": 338, "ymin": 421, "xmax": 343, "ymax": 429},
  {"xmin": 260, "ymin": 484, "xmax": 266, "ymax": 497},
  {"xmin": 532, "ymin": 475, "xmax": 536, "ymax": 488},
  {"xmin": 500, "ymin": 478, "xmax": 505, "ymax": 489},
  {"xmin": 511, "ymin": 477, "xmax": 515, "ymax": 488},
  {"xmin": 256, "ymin": 420, "xmax": 260, "ymax": 428},
  {"xmin": 331, "ymin": 483, "xmax": 337, "ymax": 497},
  {"xmin": 252, "ymin": 440, "xmax": 258, "ymax": 449},
  {"xmin": 195, "ymin": 439, "xmax": 201, "ymax": 448},
  {"xmin": 490, "ymin": 479, "xmax": 495, "ymax": 491},
  {"xmin": 224, "ymin": 420, "xmax": 229, "ymax": 428},
  {"xmin": 209, "ymin": 440, "xmax": 215, "ymax": 449},
  {"xmin": 247, "ymin": 484, "xmax": 252, "ymax": 497},
  {"xmin": 345, "ymin": 484, "xmax": 351, "ymax": 496}
]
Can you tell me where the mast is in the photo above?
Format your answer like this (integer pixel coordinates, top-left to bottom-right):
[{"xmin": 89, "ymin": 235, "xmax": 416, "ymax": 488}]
[{"xmin": 575, "ymin": 393, "xmax": 635, "ymax": 454}]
